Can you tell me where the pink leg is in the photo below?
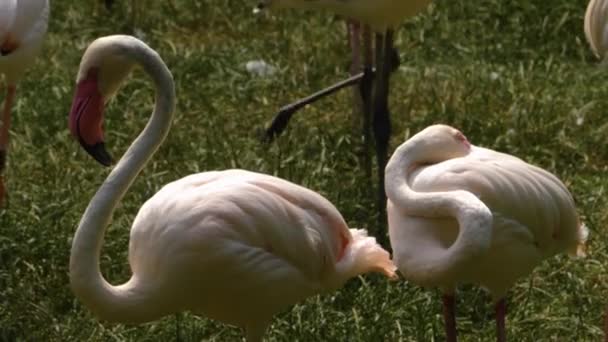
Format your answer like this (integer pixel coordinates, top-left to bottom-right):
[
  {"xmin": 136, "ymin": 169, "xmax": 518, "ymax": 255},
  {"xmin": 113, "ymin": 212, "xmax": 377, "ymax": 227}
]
[
  {"xmin": 0, "ymin": 84, "xmax": 16, "ymax": 207},
  {"xmin": 443, "ymin": 294, "xmax": 457, "ymax": 342},
  {"xmin": 495, "ymin": 298, "xmax": 507, "ymax": 342}
]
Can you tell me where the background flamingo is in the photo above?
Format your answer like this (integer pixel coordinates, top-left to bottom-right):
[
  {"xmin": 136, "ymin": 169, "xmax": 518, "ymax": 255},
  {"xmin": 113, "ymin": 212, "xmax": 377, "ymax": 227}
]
[
  {"xmin": 260, "ymin": 0, "xmax": 433, "ymax": 238},
  {"xmin": 68, "ymin": 35, "xmax": 397, "ymax": 342},
  {"xmin": 0, "ymin": 0, "xmax": 49, "ymax": 206},
  {"xmin": 585, "ymin": 0, "xmax": 608, "ymax": 60},
  {"xmin": 385, "ymin": 125, "xmax": 588, "ymax": 341}
]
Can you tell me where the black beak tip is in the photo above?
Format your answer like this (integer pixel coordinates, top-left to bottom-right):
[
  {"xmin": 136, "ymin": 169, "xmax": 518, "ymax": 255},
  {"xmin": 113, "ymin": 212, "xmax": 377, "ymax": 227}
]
[{"xmin": 83, "ymin": 142, "xmax": 114, "ymax": 167}]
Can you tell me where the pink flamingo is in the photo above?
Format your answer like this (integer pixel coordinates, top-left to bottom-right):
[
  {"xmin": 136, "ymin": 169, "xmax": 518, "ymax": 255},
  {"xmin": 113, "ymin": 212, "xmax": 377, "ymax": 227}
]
[
  {"xmin": 67, "ymin": 35, "xmax": 397, "ymax": 341},
  {"xmin": 0, "ymin": 0, "xmax": 49, "ymax": 206},
  {"xmin": 385, "ymin": 125, "xmax": 588, "ymax": 341}
]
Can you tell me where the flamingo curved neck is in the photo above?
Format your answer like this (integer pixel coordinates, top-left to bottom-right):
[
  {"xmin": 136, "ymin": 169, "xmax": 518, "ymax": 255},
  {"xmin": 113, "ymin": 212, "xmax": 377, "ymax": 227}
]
[
  {"xmin": 385, "ymin": 138, "xmax": 493, "ymax": 284},
  {"xmin": 69, "ymin": 39, "xmax": 176, "ymax": 323}
]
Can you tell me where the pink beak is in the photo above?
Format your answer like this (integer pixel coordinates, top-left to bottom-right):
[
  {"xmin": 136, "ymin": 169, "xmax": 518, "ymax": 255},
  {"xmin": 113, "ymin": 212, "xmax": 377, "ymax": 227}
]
[{"xmin": 68, "ymin": 69, "xmax": 113, "ymax": 166}]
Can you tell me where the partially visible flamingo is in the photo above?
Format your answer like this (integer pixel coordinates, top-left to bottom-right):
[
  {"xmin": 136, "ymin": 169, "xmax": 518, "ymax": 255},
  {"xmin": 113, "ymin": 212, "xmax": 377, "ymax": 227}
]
[
  {"xmin": 385, "ymin": 125, "xmax": 588, "ymax": 341},
  {"xmin": 585, "ymin": 0, "xmax": 608, "ymax": 60},
  {"xmin": 0, "ymin": 0, "xmax": 49, "ymax": 206},
  {"xmin": 259, "ymin": 0, "xmax": 433, "ymax": 236},
  {"xmin": 68, "ymin": 35, "xmax": 397, "ymax": 341}
]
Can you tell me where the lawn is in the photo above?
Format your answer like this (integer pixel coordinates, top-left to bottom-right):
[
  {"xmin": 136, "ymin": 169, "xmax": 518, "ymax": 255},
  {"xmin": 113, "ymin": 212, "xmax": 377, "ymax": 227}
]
[{"xmin": 1, "ymin": 0, "xmax": 607, "ymax": 341}]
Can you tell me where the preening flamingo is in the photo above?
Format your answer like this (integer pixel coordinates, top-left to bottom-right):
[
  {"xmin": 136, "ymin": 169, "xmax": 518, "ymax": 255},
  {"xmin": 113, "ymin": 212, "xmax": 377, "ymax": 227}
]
[
  {"xmin": 385, "ymin": 125, "xmax": 588, "ymax": 342},
  {"xmin": 0, "ymin": 0, "xmax": 49, "ymax": 206},
  {"xmin": 260, "ymin": 0, "xmax": 433, "ymax": 234},
  {"xmin": 67, "ymin": 35, "xmax": 397, "ymax": 341}
]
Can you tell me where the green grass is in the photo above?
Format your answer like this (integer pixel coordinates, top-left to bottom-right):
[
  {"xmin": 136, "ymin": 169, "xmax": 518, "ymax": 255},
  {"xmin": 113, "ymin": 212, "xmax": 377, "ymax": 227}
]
[{"xmin": 1, "ymin": 0, "xmax": 607, "ymax": 340}]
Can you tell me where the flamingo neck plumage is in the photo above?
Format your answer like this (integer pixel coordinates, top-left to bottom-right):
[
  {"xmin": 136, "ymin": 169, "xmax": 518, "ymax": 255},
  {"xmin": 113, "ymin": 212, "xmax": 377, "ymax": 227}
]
[
  {"xmin": 69, "ymin": 37, "xmax": 176, "ymax": 322},
  {"xmin": 384, "ymin": 135, "xmax": 493, "ymax": 284}
]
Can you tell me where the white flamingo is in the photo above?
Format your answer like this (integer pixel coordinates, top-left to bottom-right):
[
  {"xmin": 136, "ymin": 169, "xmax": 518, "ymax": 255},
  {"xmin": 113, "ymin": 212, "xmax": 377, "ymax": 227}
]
[
  {"xmin": 585, "ymin": 0, "xmax": 608, "ymax": 60},
  {"xmin": 67, "ymin": 35, "xmax": 397, "ymax": 341},
  {"xmin": 385, "ymin": 124, "xmax": 588, "ymax": 342},
  {"xmin": 0, "ymin": 0, "xmax": 49, "ymax": 205}
]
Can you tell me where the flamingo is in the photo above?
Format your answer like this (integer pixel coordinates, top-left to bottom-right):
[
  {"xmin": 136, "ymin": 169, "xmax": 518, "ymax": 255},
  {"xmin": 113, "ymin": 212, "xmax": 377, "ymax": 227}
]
[
  {"xmin": 585, "ymin": 0, "xmax": 608, "ymax": 60},
  {"xmin": 259, "ymin": 0, "xmax": 433, "ymax": 235},
  {"xmin": 385, "ymin": 125, "xmax": 588, "ymax": 341},
  {"xmin": 0, "ymin": 0, "xmax": 49, "ymax": 206},
  {"xmin": 67, "ymin": 35, "xmax": 397, "ymax": 341}
]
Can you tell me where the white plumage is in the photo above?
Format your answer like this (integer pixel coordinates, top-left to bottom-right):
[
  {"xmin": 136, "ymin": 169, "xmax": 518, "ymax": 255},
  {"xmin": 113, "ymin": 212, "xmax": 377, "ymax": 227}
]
[{"xmin": 585, "ymin": 0, "xmax": 608, "ymax": 59}]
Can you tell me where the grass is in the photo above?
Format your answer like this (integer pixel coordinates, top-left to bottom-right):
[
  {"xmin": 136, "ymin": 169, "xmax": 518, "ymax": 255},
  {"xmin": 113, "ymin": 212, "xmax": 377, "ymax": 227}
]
[{"xmin": 1, "ymin": 0, "xmax": 607, "ymax": 340}]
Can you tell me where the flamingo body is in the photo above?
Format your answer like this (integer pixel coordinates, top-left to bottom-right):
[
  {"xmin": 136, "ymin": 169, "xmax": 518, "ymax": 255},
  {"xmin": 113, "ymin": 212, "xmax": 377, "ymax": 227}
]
[
  {"xmin": 585, "ymin": 0, "xmax": 608, "ymax": 59},
  {"xmin": 260, "ymin": 0, "xmax": 432, "ymax": 31},
  {"xmin": 389, "ymin": 144, "xmax": 585, "ymax": 298},
  {"xmin": 68, "ymin": 35, "xmax": 396, "ymax": 341},
  {"xmin": 0, "ymin": 0, "xmax": 49, "ymax": 83},
  {"xmin": 124, "ymin": 170, "xmax": 392, "ymax": 325}
]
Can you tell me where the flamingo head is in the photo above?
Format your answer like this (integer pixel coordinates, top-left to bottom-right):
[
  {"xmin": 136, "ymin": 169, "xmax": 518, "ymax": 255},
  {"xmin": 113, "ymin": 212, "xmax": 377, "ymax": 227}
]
[
  {"xmin": 411, "ymin": 124, "xmax": 472, "ymax": 163},
  {"xmin": 69, "ymin": 36, "xmax": 136, "ymax": 166}
]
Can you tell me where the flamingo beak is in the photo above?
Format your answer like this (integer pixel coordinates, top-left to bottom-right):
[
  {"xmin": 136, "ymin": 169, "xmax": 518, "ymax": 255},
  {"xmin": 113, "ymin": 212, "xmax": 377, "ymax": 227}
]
[{"xmin": 68, "ymin": 68, "xmax": 113, "ymax": 167}]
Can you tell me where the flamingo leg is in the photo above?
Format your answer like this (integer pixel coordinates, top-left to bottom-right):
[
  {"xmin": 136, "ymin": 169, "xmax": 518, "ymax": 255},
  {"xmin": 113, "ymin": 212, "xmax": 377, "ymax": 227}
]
[
  {"xmin": 359, "ymin": 24, "xmax": 374, "ymax": 193},
  {"xmin": 0, "ymin": 84, "xmax": 16, "ymax": 207},
  {"xmin": 263, "ymin": 72, "xmax": 367, "ymax": 142},
  {"xmin": 443, "ymin": 294, "xmax": 458, "ymax": 342},
  {"xmin": 264, "ymin": 24, "xmax": 374, "ymax": 142},
  {"xmin": 371, "ymin": 30, "xmax": 396, "ymax": 236},
  {"xmin": 245, "ymin": 323, "xmax": 268, "ymax": 342},
  {"xmin": 495, "ymin": 298, "xmax": 507, "ymax": 342}
]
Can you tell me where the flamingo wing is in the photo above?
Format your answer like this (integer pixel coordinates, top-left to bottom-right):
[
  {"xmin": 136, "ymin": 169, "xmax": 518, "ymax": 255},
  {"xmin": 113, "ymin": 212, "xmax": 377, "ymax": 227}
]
[{"xmin": 408, "ymin": 146, "xmax": 581, "ymax": 257}]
